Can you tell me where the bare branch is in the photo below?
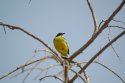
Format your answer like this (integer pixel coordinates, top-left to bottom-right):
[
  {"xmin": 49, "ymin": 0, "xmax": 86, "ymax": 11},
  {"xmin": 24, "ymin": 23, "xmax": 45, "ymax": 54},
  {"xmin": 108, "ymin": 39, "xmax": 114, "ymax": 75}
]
[
  {"xmin": 11, "ymin": 63, "xmax": 60, "ymax": 80},
  {"xmin": 39, "ymin": 75, "xmax": 64, "ymax": 82},
  {"xmin": 69, "ymin": 0, "xmax": 125, "ymax": 61},
  {"xmin": 108, "ymin": 25, "xmax": 125, "ymax": 30},
  {"xmin": 70, "ymin": 69, "xmax": 86, "ymax": 83},
  {"xmin": 69, "ymin": 31, "xmax": 125, "ymax": 82},
  {"xmin": 3, "ymin": 26, "xmax": 6, "ymax": 34},
  {"xmin": 0, "ymin": 22, "xmax": 62, "ymax": 63},
  {"xmin": 22, "ymin": 58, "xmax": 44, "ymax": 83},
  {"xmin": 79, "ymin": 61, "xmax": 125, "ymax": 83},
  {"xmin": 98, "ymin": 20, "xmax": 104, "ymax": 28},
  {"xmin": 83, "ymin": 71, "xmax": 90, "ymax": 83},
  {"xmin": 87, "ymin": 0, "xmax": 98, "ymax": 34},
  {"xmin": 34, "ymin": 64, "xmax": 60, "ymax": 80},
  {"xmin": 71, "ymin": 62, "xmax": 89, "ymax": 83},
  {"xmin": 0, "ymin": 55, "xmax": 53, "ymax": 80},
  {"xmin": 56, "ymin": 70, "xmax": 64, "ymax": 76},
  {"xmin": 10, "ymin": 68, "xmax": 43, "ymax": 79},
  {"xmin": 94, "ymin": 61, "xmax": 125, "ymax": 83},
  {"xmin": 112, "ymin": 18, "xmax": 125, "ymax": 24},
  {"xmin": 33, "ymin": 49, "xmax": 53, "ymax": 55},
  {"xmin": 108, "ymin": 28, "xmax": 121, "ymax": 62},
  {"xmin": 62, "ymin": 60, "xmax": 70, "ymax": 83}
]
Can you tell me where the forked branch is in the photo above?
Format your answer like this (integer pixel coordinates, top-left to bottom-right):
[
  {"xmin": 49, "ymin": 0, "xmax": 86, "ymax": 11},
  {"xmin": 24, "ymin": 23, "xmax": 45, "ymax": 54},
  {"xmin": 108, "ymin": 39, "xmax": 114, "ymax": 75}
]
[
  {"xmin": 69, "ymin": 30, "xmax": 125, "ymax": 82},
  {"xmin": 69, "ymin": 0, "xmax": 125, "ymax": 61}
]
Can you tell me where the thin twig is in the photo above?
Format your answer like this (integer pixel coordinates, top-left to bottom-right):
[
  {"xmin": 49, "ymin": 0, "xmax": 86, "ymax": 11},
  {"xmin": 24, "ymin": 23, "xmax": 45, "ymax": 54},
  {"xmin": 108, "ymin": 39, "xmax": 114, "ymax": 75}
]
[
  {"xmin": 22, "ymin": 59, "xmax": 43, "ymax": 83},
  {"xmin": 39, "ymin": 75, "xmax": 64, "ymax": 82},
  {"xmin": 78, "ymin": 61, "xmax": 125, "ymax": 83},
  {"xmin": 56, "ymin": 70, "xmax": 64, "ymax": 76},
  {"xmin": 33, "ymin": 49, "xmax": 54, "ymax": 55},
  {"xmin": 10, "ymin": 68, "xmax": 42, "ymax": 79},
  {"xmin": 94, "ymin": 61, "xmax": 125, "ymax": 83},
  {"xmin": 69, "ymin": 31, "xmax": 125, "ymax": 82},
  {"xmin": 108, "ymin": 25, "xmax": 125, "ymax": 30},
  {"xmin": 69, "ymin": 0, "xmax": 125, "ymax": 62},
  {"xmin": 70, "ymin": 69, "xmax": 86, "ymax": 83},
  {"xmin": 112, "ymin": 18, "xmax": 125, "ymax": 24},
  {"xmin": 83, "ymin": 71, "xmax": 90, "ymax": 83},
  {"xmin": 34, "ymin": 64, "xmax": 60, "ymax": 80},
  {"xmin": 87, "ymin": 0, "xmax": 98, "ymax": 34},
  {"xmin": 98, "ymin": 20, "xmax": 104, "ymax": 28},
  {"xmin": 10, "ymin": 64, "xmax": 59, "ymax": 80},
  {"xmin": 0, "ymin": 56, "xmax": 53, "ymax": 80},
  {"xmin": 108, "ymin": 28, "xmax": 121, "ymax": 62},
  {"xmin": 3, "ymin": 26, "xmax": 6, "ymax": 34},
  {"xmin": 71, "ymin": 62, "xmax": 89, "ymax": 83},
  {"xmin": 25, "ymin": 51, "xmax": 38, "ymax": 66},
  {"xmin": 0, "ymin": 22, "xmax": 62, "ymax": 63}
]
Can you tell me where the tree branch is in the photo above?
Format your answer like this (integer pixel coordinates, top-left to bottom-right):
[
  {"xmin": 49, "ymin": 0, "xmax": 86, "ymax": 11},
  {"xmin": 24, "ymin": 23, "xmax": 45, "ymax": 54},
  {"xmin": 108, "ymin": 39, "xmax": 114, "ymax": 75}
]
[
  {"xmin": 39, "ymin": 75, "xmax": 64, "ymax": 82},
  {"xmin": 70, "ymin": 69, "xmax": 86, "ymax": 83},
  {"xmin": 108, "ymin": 25, "xmax": 125, "ymax": 30},
  {"xmin": 78, "ymin": 61, "xmax": 125, "ymax": 83},
  {"xmin": 87, "ymin": 0, "xmax": 98, "ymax": 34},
  {"xmin": 63, "ymin": 60, "xmax": 70, "ymax": 83},
  {"xmin": 34, "ymin": 64, "xmax": 60, "ymax": 80},
  {"xmin": 94, "ymin": 61, "xmax": 125, "ymax": 83},
  {"xmin": 0, "ymin": 22, "xmax": 62, "ymax": 63},
  {"xmin": 83, "ymin": 71, "xmax": 90, "ymax": 83},
  {"xmin": 112, "ymin": 18, "xmax": 125, "ymax": 24},
  {"xmin": 69, "ymin": 0, "xmax": 125, "ymax": 61},
  {"xmin": 0, "ymin": 55, "xmax": 53, "ymax": 80},
  {"xmin": 108, "ymin": 28, "xmax": 121, "ymax": 62},
  {"xmin": 69, "ymin": 30, "xmax": 125, "ymax": 82}
]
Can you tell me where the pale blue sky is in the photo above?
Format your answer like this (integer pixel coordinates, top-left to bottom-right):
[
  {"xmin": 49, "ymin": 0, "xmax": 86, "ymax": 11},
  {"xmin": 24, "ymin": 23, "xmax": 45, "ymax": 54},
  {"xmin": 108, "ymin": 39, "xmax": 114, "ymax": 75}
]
[{"xmin": 0, "ymin": 0, "xmax": 125, "ymax": 83}]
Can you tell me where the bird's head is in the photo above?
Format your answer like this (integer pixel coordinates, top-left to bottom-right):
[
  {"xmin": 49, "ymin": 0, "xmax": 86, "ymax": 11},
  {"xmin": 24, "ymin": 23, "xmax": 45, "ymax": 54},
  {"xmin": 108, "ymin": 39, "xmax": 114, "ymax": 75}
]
[{"xmin": 56, "ymin": 33, "xmax": 65, "ymax": 37}]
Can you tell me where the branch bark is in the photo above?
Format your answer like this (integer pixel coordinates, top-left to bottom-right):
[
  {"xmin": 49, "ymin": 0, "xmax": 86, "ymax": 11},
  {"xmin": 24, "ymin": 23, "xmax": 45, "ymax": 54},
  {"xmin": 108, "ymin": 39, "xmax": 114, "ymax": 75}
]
[
  {"xmin": 0, "ymin": 22, "xmax": 62, "ymax": 63},
  {"xmin": 69, "ymin": 0, "xmax": 125, "ymax": 61},
  {"xmin": 63, "ymin": 60, "xmax": 69, "ymax": 83},
  {"xmin": 87, "ymin": 0, "xmax": 98, "ymax": 34},
  {"xmin": 69, "ymin": 30, "xmax": 125, "ymax": 82}
]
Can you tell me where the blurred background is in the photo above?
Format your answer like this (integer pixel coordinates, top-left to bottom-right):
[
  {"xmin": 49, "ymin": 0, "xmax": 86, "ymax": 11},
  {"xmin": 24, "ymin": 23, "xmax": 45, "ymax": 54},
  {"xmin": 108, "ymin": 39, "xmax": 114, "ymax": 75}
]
[{"xmin": 0, "ymin": 0, "xmax": 125, "ymax": 83}]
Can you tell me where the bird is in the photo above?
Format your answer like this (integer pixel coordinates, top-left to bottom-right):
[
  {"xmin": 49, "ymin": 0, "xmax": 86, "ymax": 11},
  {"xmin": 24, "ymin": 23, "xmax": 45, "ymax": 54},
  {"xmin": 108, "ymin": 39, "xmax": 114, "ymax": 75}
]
[{"xmin": 53, "ymin": 33, "xmax": 69, "ymax": 59}]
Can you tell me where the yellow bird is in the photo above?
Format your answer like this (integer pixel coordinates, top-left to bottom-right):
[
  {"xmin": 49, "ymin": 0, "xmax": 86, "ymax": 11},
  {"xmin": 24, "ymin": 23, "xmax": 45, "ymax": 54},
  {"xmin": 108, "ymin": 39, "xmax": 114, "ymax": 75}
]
[{"xmin": 53, "ymin": 33, "xmax": 69, "ymax": 59}]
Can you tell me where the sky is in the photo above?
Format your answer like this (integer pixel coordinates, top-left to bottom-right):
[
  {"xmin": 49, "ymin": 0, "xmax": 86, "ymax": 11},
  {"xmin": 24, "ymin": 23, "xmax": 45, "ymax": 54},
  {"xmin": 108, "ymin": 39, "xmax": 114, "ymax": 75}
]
[{"xmin": 0, "ymin": 0, "xmax": 125, "ymax": 83}]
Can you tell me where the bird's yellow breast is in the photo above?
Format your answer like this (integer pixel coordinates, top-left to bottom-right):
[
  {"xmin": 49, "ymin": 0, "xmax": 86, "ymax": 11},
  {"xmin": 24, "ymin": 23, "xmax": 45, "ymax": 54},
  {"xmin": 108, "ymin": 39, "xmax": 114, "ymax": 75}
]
[{"xmin": 53, "ymin": 36, "xmax": 69, "ymax": 57}]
